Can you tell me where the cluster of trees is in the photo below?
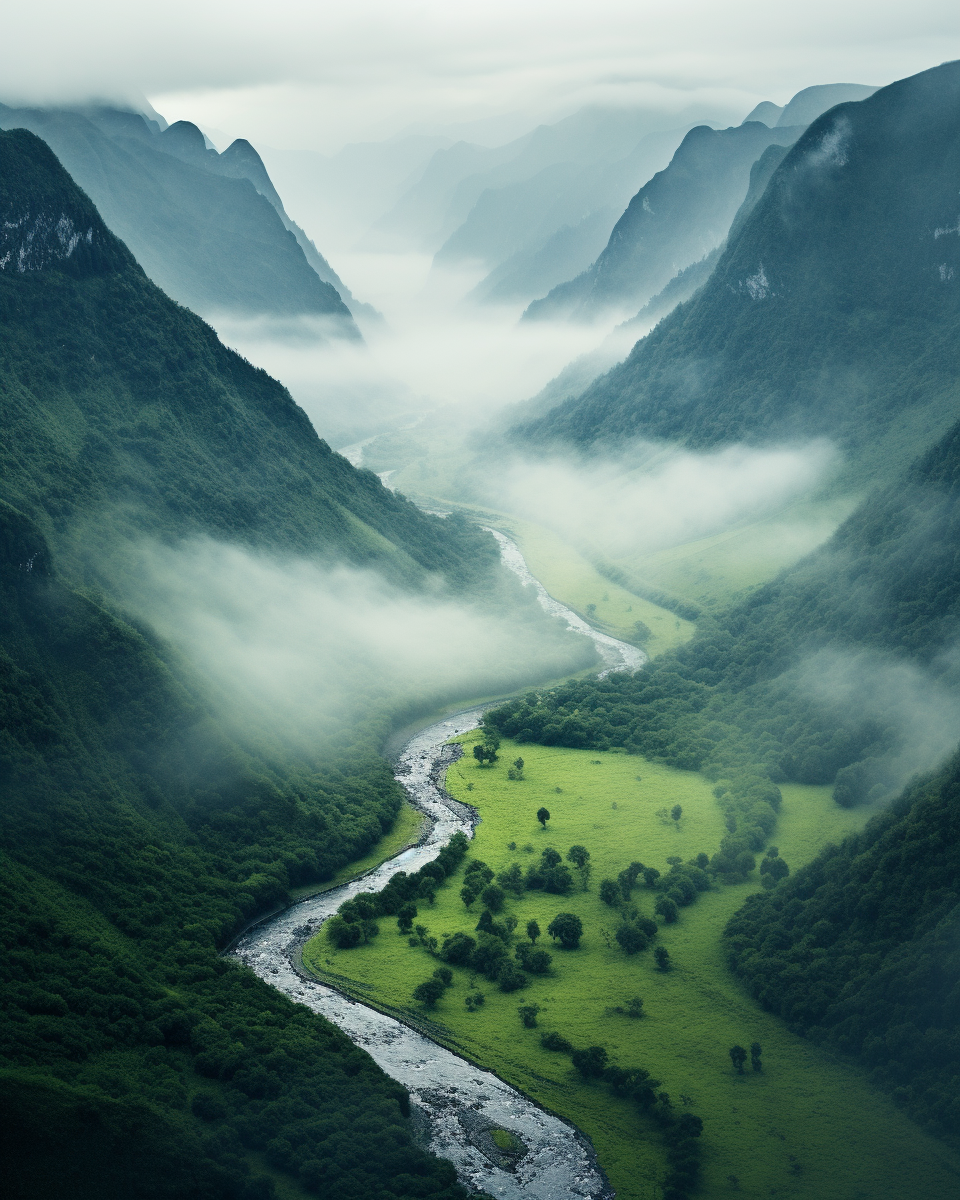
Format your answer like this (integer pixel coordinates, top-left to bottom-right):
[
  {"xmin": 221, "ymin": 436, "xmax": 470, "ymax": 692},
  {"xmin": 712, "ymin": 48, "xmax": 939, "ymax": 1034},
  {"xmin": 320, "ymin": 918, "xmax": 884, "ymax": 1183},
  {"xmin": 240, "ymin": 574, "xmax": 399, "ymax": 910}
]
[
  {"xmin": 725, "ymin": 751, "xmax": 960, "ymax": 1145},
  {"xmin": 326, "ymin": 833, "xmax": 470, "ymax": 948},
  {"xmin": 538, "ymin": 1031, "xmax": 704, "ymax": 1200},
  {"xmin": 461, "ymin": 845, "xmax": 591, "ymax": 905}
]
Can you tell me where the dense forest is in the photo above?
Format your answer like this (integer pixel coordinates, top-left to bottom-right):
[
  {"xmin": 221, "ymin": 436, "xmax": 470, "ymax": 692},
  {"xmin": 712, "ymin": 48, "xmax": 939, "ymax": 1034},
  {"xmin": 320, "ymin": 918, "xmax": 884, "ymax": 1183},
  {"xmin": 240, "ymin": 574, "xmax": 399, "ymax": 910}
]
[
  {"xmin": 0, "ymin": 128, "xmax": 498, "ymax": 1199},
  {"xmin": 517, "ymin": 62, "xmax": 960, "ymax": 485}
]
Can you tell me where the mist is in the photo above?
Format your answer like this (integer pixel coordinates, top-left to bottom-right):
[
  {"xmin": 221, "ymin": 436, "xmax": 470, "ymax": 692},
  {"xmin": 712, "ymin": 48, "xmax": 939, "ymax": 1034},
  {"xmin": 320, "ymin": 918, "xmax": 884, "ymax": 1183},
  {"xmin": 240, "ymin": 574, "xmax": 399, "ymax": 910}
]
[
  {"xmin": 210, "ymin": 256, "xmax": 608, "ymax": 446},
  {"xmin": 798, "ymin": 644, "xmax": 960, "ymax": 797},
  {"xmin": 120, "ymin": 538, "xmax": 597, "ymax": 746}
]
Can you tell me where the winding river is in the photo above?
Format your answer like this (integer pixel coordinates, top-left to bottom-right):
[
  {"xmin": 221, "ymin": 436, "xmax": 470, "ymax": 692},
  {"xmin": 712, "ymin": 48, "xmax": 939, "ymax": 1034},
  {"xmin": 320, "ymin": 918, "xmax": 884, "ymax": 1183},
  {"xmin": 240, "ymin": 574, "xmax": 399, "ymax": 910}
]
[{"xmin": 232, "ymin": 532, "xmax": 644, "ymax": 1198}]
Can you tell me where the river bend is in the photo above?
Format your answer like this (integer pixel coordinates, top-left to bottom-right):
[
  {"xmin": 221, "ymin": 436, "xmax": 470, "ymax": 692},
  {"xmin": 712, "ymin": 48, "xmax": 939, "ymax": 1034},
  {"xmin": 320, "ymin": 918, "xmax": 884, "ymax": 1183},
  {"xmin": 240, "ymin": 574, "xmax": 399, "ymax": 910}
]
[{"xmin": 232, "ymin": 533, "xmax": 643, "ymax": 1197}]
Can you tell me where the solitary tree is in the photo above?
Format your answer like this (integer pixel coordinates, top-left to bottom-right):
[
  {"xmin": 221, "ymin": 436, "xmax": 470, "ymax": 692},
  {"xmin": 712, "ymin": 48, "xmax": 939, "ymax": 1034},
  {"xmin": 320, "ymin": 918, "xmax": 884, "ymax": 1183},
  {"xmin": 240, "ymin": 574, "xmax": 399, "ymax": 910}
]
[
  {"xmin": 413, "ymin": 977, "xmax": 446, "ymax": 1007},
  {"xmin": 547, "ymin": 912, "xmax": 583, "ymax": 949},
  {"xmin": 729, "ymin": 1045, "xmax": 748, "ymax": 1074},
  {"xmin": 599, "ymin": 879, "xmax": 620, "ymax": 906},
  {"xmin": 526, "ymin": 919, "xmax": 541, "ymax": 944},
  {"xmin": 615, "ymin": 923, "xmax": 650, "ymax": 955},
  {"xmin": 671, "ymin": 804, "xmax": 683, "ymax": 822},
  {"xmin": 517, "ymin": 1004, "xmax": 540, "ymax": 1028},
  {"xmin": 567, "ymin": 845, "xmax": 590, "ymax": 870},
  {"xmin": 537, "ymin": 807, "xmax": 551, "ymax": 828},
  {"xmin": 507, "ymin": 756, "xmax": 525, "ymax": 781},
  {"xmin": 750, "ymin": 1042, "xmax": 763, "ymax": 1072},
  {"xmin": 654, "ymin": 945, "xmax": 671, "ymax": 971},
  {"xmin": 473, "ymin": 743, "xmax": 498, "ymax": 767}
]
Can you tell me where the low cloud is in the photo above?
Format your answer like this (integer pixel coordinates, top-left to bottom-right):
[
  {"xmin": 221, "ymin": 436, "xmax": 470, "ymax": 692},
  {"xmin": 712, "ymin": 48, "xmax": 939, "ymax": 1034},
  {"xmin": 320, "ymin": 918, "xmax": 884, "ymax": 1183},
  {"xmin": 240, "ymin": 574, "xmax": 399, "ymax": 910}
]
[
  {"xmin": 491, "ymin": 440, "xmax": 838, "ymax": 559},
  {"xmin": 121, "ymin": 538, "xmax": 596, "ymax": 746}
]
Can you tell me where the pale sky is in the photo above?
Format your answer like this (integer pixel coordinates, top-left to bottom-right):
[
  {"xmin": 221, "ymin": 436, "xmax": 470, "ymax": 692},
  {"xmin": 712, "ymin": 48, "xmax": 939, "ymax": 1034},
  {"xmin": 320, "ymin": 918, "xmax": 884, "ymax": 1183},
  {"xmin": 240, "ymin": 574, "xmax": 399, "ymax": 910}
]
[{"xmin": 3, "ymin": 0, "xmax": 958, "ymax": 152}]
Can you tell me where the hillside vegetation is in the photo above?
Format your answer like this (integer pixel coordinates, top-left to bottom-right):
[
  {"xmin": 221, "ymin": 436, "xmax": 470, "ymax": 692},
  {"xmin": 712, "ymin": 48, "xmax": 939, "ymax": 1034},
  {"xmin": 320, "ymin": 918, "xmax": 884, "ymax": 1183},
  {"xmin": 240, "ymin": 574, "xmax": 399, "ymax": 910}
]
[
  {"xmin": 0, "ymin": 127, "xmax": 509, "ymax": 1200},
  {"xmin": 518, "ymin": 62, "xmax": 960, "ymax": 485}
]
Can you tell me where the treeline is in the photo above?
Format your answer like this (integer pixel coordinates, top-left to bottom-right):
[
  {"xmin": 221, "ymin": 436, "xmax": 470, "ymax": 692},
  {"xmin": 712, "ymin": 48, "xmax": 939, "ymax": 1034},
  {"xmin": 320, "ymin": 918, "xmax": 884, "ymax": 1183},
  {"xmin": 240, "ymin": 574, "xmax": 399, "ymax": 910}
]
[{"xmin": 725, "ymin": 750, "xmax": 960, "ymax": 1145}]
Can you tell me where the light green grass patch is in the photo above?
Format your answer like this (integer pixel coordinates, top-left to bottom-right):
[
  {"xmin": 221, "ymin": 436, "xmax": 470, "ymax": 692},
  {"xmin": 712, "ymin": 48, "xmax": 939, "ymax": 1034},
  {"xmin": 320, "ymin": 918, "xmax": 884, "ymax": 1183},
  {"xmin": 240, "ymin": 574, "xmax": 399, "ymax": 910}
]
[{"xmin": 304, "ymin": 738, "xmax": 960, "ymax": 1200}]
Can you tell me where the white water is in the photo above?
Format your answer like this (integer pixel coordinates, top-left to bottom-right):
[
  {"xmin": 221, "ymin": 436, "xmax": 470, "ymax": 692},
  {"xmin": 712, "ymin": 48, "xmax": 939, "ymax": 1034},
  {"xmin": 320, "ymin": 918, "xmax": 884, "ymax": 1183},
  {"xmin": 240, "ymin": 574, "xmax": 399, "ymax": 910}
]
[{"xmin": 233, "ymin": 534, "xmax": 644, "ymax": 1197}]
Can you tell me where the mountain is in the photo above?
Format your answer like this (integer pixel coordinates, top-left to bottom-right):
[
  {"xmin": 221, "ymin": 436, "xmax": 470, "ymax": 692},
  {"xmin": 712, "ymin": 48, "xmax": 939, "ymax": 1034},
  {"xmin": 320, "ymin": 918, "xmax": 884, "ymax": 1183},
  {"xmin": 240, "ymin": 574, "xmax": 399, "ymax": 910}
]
[
  {"xmin": 0, "ymin": 126, "xmax": 506, "ymax": 1200},
  {"xmin": 434, "ymin": 126, "xmax": 693, "ymax": 303},
  {"xmin": 775, "ymin": 82, "xmax": 877, "ymax": 126},
  {"xmin": 363, "ymin": 104, "xmax": 739, "ymax": 256},
  {"xmin": 518, "ymin": 61, "xmax": 960, "ymax": 481},
  {"xmin": 0, "ymin": 103, "xmax": 364, "ymax": 330},
  {"xmin": 522, "ymin": 121, "xmax": 804, "ymax": 322}
]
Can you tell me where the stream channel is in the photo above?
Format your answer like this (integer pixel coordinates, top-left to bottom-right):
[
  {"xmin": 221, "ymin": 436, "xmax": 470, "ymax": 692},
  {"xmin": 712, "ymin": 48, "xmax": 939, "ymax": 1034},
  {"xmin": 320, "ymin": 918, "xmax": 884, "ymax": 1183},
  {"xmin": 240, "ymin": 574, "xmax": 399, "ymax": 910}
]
[{"xmin": 232, "ymin": 532, "xmax": 645, "ymax": 1198}]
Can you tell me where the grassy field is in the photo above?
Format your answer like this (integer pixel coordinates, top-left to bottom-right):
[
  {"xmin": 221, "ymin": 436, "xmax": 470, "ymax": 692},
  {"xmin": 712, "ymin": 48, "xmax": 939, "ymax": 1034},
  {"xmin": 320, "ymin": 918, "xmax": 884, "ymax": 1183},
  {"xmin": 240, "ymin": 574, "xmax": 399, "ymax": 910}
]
[{"xmin": 303, "ymin": 734, "xmax": 960, "ymax": 1200}]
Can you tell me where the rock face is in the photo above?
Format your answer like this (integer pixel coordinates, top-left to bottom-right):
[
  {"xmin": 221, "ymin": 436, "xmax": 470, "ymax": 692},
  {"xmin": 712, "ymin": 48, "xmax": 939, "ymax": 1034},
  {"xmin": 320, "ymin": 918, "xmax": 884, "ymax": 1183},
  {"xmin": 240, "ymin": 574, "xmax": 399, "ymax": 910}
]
[
  {"xmin": 516, "ymin": 61, "xmax": 960, "ymax": 482},
  {"xmin": 0, "ymin": 102, "xmax": 363, "ymax": 329}
]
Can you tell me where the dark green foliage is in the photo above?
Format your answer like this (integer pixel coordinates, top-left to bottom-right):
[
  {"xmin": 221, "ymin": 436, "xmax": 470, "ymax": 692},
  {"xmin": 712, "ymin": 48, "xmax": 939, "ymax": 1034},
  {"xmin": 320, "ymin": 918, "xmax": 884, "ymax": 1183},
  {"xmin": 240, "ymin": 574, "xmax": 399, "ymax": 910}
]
[
  {"xmin": 750, "ymin": 1043, "xmax": 763, "ymax": 1072},
  {"xmin": 0, "ymin": 132, "xmax": 479, "ymax": 1200},
  {"xmin": 413, "ymin": 978, "xmax": 447, "ymax": 1007},
  {"xmin": 729, "ymin": 1046, "xmax": 748, "ymax": 1074},
  {"xmin": 440, "ymin": 932, "xmax": 477, "ymax": 965},
  {"xmin": 725, "ymin": 751, "xmax": 960, "ymax": 1143},
  {"xmin": 540, "ymin": 1031, "xmax": 573, "ymax": 1053},
  {"xmin": 571, "ymin": 1046, "xmax": 609, "ymax": 1078},
  {"xmin": 526, "ymin": 919, "xmax": 541, "ymax": 943},
  {"xmin": 655, "ymin": 897, "xmax": 680, "ymax": 924},
  {"xmin": 481, "ymin": 883, "xmax": 506, "ymax": 912},
  {"xmin": 519, "ymin": 64, "xmax": 960, "ymax": 480},
  {"xmin": 536, "ymin": 807, "xmax": 550, "ymax": 827},
  {"xmin": 615, "ymin": 923, "xmax": 650, "ymax": 954},
  {"xmin": 654, "ymin": 946, "xmax": 672, "ymax": 971},
  {"xmin": 546, "ymin": 912, "xmax": 583, "ymax": 948},
  {"xmin": 517, "ymin": 1004, "xmax": 540, "ymax": 1028},
  {"xmin": 514, "ymin": 944, "xmax": 552, "ymax": 974},
  {"xmin": 497, "ymin": 962, "xmax": 528, "ymax": 993},
  {"xmin": 599, "ymin": 879, "xmax": 620, "ymax": 906}
]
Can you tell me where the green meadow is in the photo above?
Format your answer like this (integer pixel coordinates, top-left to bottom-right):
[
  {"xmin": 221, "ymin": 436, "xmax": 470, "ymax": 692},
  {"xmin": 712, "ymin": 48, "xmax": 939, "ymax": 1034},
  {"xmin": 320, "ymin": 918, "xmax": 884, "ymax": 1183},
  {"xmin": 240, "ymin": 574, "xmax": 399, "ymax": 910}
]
[{"xmin": 303, "ymin": 734, "xmax": 960, "ymax": 1200}]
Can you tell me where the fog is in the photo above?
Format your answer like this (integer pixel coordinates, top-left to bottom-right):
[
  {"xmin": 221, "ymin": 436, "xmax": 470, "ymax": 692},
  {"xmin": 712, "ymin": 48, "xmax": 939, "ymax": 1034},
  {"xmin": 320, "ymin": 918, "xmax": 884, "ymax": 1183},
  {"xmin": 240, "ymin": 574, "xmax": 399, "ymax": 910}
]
[
  {"xmin": 211, "ymin": 256, "xmax": 607, "ymax": 446},
  {"xmin": 490, "ymin": 441, "xmax": 839, "ymax": 559},
  {"xmin": 120, "ymin": 538, "xmax": 597, "ymax": 745},
  {"xmin": 799, "ymin": 645, "xmax": 960, "ymax": 796}
]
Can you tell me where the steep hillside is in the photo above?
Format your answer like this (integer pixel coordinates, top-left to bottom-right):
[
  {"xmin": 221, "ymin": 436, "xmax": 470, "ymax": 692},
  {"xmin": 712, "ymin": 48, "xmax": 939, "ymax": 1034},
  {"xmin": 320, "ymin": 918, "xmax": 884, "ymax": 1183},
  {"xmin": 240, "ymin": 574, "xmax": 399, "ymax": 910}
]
[
  {"xmin": 0, "ymin": 127, "xmax": 507, "ymax": 1200},
  {"xmin": 725, "ymin": 750, "xmax": 960, "ymax": 1144},
  {"xmin": 0, "ymin": 103, "xmax": 360, "ymax": 327},
  {"xmin": 522, "ymin": 121, "xmax": 803, "ymax": 322},
  {"xmin": 519, "ymin": 62, "xmax": 960, "ymax": 477}
]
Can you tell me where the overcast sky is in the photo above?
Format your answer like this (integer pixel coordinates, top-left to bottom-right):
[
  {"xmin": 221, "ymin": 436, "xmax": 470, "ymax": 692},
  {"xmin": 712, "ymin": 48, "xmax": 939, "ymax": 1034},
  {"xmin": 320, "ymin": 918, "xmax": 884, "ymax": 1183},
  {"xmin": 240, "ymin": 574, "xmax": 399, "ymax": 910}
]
[{"xmin": 3, "ymin": 1, "xmax": 959, "ymax": 152}]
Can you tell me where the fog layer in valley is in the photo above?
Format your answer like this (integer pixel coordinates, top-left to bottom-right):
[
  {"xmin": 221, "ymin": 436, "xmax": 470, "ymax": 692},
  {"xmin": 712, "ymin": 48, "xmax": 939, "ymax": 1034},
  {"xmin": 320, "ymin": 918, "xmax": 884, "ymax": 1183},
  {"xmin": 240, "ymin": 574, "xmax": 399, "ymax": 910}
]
[{"xmin": 120, "ymin": 539, "xmax": 597, "ymax": 744}]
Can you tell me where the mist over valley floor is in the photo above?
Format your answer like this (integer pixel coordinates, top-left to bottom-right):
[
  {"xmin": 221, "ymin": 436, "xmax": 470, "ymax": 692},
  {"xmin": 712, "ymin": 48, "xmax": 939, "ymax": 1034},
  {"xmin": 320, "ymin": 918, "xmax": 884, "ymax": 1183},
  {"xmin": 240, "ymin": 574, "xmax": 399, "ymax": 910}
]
[{"xmin": 2, "ymin": 12, "xmax": 960, "ymax": 1200}]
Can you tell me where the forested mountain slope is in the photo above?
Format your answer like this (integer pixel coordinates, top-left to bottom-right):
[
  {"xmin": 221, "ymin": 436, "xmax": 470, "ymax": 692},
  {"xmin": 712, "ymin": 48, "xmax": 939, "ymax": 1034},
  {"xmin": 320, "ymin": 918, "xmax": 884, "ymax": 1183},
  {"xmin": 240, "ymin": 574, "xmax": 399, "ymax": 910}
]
[
  {"xmin": 725, "ymin": 750, "xmax": 960, "ymax": 1144},
  {"xmin": 484, "ymin": 407, "xmax": 960, "ymax": 1147},
  {"xmin": 523, "ymin": 120, "xmax": 803, "ymax": 322},
  {"xmin": 0, "ymin": 127, "xmax": 496, "ymax": 1200},
  {"xmin": 519, "ymin": 61, "xmax": 960, "ymax": 478},
  {"xmin": 0, "ymin": 103, "xmax": 360, "ymax": 327}
]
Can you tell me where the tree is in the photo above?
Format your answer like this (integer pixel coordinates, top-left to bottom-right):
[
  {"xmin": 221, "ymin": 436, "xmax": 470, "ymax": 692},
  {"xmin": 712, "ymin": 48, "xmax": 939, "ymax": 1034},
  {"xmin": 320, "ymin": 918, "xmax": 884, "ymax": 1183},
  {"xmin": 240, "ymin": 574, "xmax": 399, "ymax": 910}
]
[
  {"xmin": 655, "ymin": 896, "xmax": 679, "ymax": 924},
  {"xmin": 508, "ymin": 757, "xmax": 525, "ymax": 781},
  {"xmin": 480, "ymin": 883, "xmax": 506, "ymax": 913},
  {"xmin": 729, "ymin": 1045, "xmax": 748, "ymax": 1074},
  {"xmin": 413, "ymin": 977, "xmax": 446, "ymax": 1007},
  {"xmin": 460, "ymin": 883, "xmax": 480, "ymax": 908},
  {"xmin": 654, "ymin": 946, "xmax": 671, "ymax": 971},
  {"xmin": 396, "ymin": 902, "xmax": 417, "ymax": 934},
  {"xmin": 440, "ymin": 932, "xmax": 476, "ymax": 964},
  {"xmin": 497, "ymin": 862, "xmax": 525, "ymax": 896},
  {"xmin": 547, "ymin": 912, "xmax": 583, "ymax": 948},
  {"xmin": 540, "ymin": 847, "xmax": 562, "ymax": 868},
  {"xmin": 517, "ymin": 1004, "xmax": 540, "ymax": 1028},
  {"xmin": 624, "ymin": 995, "xmax": 644, "ymax": 1019},
  {"xmin": 599, "ymin": 879, "xmax": 620, "ymax": 906},
  {"xmin": 615, "ymin": 923, "xmax": 650, "ymax": 955},
  {"xmin": 537, "ymin": 807, "xmax": 551, "ymax": 828},
  {"xmin": 526, "ymin": 919, "xmax": 541, "ymax": 944},
  {"xmin": 750, "ymin": 1042, "xmax": 763, "ymax": 1072},
  {"xmin": 540, "ymin": 1031, "xmax": 573, "ymax": 1052},
  {"xmin": 571, "ymin": 1045, "xmax": 608, "ymax": 1078},
  {"xmin": 473, "ymin": 743, "xmax": 498, "ymax": 767},
  {"xmin": 433, "ymin": 967, "xmax": 453, "ymax": 986},
  {"xmin": 642, "ymin": 867, "xmax": 661, "ymax": 888},
  {"xmin": 671, "ymin": 804, "xmax": 682, "ymax": 822},
  {"xmin": 497, "ymin": 962, "xmax": 528, "ymax": 992}
]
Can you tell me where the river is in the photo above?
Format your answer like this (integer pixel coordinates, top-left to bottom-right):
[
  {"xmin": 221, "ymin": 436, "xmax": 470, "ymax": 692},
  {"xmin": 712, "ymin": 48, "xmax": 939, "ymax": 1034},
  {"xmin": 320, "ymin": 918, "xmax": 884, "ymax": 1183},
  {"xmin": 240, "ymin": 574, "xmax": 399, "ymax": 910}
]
[{"xmin": 232, "ymin": 532, "xmax": 644, "ymax": 1198}]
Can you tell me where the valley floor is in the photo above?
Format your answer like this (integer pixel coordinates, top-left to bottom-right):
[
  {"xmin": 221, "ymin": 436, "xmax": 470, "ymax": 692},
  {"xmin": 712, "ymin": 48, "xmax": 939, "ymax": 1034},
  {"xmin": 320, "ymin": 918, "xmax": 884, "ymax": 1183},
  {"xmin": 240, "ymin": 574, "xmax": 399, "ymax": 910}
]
[{"xmin": 304, "ymin": 734, "xmax": 960, "ymax": 1200}]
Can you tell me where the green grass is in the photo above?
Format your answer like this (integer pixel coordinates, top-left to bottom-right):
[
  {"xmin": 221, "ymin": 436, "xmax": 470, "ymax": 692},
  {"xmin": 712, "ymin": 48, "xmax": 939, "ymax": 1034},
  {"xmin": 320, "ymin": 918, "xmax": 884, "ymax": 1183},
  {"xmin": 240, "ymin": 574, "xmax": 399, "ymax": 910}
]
[
  {"xmin": 289, "ymin": 803, "xmax": 427, "ymax": 900},
  {"xmin": 303, "ymin": 735, "xmax": 960, "ymax": 1200}
]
